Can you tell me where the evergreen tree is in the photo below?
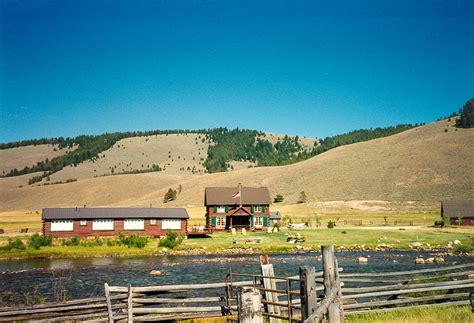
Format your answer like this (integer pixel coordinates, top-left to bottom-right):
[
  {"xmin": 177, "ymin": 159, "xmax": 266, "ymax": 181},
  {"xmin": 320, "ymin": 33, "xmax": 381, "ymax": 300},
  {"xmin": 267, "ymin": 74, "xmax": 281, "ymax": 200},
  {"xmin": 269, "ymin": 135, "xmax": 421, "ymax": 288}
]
[
  {"xmin": 456, "ymin": 98, "xmax": 474, "ymax": 128},
  {"xmin": 297, "ymin": 191, "xmax": 307, "ymax": 204},
  {"xmin": 163, "ymin": 188, "xmax": 177, "ymax": 203}
]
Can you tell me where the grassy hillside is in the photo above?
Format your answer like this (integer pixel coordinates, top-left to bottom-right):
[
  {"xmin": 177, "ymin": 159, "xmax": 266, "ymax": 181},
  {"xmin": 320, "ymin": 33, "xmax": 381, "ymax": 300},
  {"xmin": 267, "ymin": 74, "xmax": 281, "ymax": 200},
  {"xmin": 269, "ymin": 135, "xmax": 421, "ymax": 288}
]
[{"xmin": 0, "ymin": 119, "xmax": 472, "ymax": 213}]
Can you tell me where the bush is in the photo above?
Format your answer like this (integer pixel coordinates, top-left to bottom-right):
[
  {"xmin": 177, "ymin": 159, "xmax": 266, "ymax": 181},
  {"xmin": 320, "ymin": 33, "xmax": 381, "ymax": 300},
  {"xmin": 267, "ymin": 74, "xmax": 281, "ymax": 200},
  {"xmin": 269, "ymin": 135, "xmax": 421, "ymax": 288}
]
[
  {"xmin": 327, "ymin": 221, "xmax": 335, "ymax": 229},
  {"xmin": 28, "ymin": 233, "xmax": 52, "ymax": 250},
  {"xmin": 273, "ymin": 194, "xmax": 284, "ymax": 203},
  {"xmin": 119, "ymin": 234, "xmax": 148, "ymax": 248},
  {"xmin": 1, "ymin": 238, "xmax": 26, "ymax": 250},
  {"xmin": 80, "ymin": 236, "xmax": 104, "ymax": 247},
  {"xmin": 158, "ymin": 231, "xmax": 183, "ymax": 249},
  {"xmin": 453, "ymin": 244, "xmax": 472, "ymax": 255},
  {"xmin": 434, "ymin": 220, "xmax": 444, "ymax": 227},
  {"xmin": 62, "ymin": 235, "xmax": 81, "ymax": 246}
]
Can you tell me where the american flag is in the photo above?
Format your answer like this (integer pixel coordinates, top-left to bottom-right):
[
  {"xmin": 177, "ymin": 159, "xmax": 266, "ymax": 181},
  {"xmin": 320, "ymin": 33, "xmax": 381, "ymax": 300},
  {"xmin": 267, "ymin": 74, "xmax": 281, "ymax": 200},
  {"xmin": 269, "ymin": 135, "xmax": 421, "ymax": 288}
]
[{"xmin": 232, "ymin": 191, "xmax": 241, "ymax": 199}]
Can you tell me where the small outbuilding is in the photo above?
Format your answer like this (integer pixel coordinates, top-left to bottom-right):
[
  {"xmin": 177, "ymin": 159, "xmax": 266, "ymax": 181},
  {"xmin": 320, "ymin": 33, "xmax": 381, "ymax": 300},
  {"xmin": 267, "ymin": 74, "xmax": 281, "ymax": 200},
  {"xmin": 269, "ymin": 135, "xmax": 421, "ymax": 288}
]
[
  {"xmin": 42, "ymin": 207, "xmax": 189, "ymax": 237},
  {"xmin": 441, "ymin": 200, "xmax": 474, "ymax": 226},
  {"xmin": 269, "ymin": 211, "xmax": 282, "ymax": 226}
]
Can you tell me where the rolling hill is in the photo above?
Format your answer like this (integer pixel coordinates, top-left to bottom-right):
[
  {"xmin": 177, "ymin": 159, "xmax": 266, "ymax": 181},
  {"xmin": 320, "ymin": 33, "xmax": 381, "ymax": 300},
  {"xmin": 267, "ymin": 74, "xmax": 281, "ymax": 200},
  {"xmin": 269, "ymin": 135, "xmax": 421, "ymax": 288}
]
[{"xmin": 0, "ymin": 118, "xmax": 472, "ymax": 213}]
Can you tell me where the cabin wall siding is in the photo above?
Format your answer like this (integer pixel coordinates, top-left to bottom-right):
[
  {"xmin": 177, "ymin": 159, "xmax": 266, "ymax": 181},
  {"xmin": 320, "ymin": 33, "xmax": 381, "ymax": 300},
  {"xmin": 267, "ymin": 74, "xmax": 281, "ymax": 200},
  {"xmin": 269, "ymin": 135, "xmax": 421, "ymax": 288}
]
[{"xmin": 43, "ymin": 219, "xmax": 188, "ymax": 237}]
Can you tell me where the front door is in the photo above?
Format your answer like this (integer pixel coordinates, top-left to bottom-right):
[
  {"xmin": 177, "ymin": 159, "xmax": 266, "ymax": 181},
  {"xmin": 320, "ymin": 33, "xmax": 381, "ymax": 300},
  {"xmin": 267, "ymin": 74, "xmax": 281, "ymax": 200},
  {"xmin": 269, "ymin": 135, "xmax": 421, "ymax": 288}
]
[{"xmin": 231, "ymin": 215, "xmax": 251, "ymax": 228}]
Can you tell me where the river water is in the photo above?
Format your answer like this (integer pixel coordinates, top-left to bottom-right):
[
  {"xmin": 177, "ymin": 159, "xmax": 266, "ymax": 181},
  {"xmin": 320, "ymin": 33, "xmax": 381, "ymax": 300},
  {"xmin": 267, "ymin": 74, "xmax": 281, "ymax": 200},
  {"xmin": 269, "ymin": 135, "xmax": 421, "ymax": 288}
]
[{"xmin": 1, "ymin": 251, "xmax": 472, "ymax": 306}]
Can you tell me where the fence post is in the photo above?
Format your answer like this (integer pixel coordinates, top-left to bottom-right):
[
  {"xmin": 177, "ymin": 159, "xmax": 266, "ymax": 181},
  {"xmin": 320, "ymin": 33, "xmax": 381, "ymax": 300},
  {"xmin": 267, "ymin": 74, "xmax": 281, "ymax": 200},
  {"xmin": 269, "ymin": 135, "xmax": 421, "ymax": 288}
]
[
  {"xmin": 104, "ymin": 283, "xmax": 113, "ymax": 323},
  {"xmin": 238, "ymin": 287, "xmax": 263, "ymax": 323},
  {"xmin": 260, "ymin": 255, "xmax": 281, "ymax": 321},
  {"xmin": 322, "ymin": 245, "xmax": 344, "ymax": 322},
  {"xmin": 127, "ymin": 284, "xmax": 133, "ymax": 323},
  {"xmin": 300, "ymin": 266, "xmax": 317, "ymax": 320}
]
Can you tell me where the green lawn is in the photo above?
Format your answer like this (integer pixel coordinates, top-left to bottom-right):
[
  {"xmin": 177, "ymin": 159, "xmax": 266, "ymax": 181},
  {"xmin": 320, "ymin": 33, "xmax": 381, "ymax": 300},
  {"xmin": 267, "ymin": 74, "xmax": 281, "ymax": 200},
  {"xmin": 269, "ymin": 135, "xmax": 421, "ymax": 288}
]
[
  {"xmin": 0, "ymin": 226, "xmax": 472, "ymax": 259},
  {"xmin": 180, "ymin": 227, "xmax": 473, "ymax": 253}
]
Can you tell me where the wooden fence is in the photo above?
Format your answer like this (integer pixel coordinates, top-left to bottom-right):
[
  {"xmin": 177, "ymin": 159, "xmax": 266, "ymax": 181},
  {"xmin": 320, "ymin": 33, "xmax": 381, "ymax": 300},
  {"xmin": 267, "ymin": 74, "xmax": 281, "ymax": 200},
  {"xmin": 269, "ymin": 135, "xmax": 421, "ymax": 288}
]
[{"xmin": 0, "ymin": 246, "xmax": 472, "ymax": 322}]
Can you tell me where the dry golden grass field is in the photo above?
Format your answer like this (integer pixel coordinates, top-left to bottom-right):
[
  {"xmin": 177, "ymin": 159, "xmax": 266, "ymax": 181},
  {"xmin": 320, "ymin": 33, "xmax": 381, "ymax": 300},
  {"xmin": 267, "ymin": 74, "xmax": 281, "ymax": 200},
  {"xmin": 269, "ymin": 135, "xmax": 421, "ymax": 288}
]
[{"xmin": 0, "ymin": 119, "xmax": 472, "ymax": 217}]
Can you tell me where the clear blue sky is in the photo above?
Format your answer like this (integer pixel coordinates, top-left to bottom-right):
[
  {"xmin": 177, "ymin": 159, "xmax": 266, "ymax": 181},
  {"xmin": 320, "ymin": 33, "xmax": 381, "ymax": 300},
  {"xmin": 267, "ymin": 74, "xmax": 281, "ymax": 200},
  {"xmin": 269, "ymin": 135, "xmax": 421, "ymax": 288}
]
[{"xmin": 1, "ymin": 0, "xmax": 473, "ymax": 142}]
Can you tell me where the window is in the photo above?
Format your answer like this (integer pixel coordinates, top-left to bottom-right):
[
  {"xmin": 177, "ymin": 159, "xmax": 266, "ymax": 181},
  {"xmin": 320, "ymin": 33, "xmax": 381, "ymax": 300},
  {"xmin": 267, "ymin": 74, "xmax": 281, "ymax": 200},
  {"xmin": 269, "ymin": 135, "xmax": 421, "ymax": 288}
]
[
  {"xmin": 124, "ymin": 219, "xmax": 144, "ymax": 230},
  {"xmin": 92, "ymin": 219, "xmax": 114, "ymax": 231},
  {"xmin": 216, "ymin": 206, "xmax": 226, "ymax": 213},
  {"xmin": 51, "ymin": 220, "xmax": 73, "ymax": 232},
  {"xmin": 80, "ymin": 219, "xmax": 87, "ymax": 226},
  {"xmin": 217, "ymin": 217, "xmax": 226, "ymax": 227},
  {"xmin": 254, "ymin": 216, "xmax": 263, "ymax": 226},
  {"xmin": 162, "ymin": 219, "xmax": 181, "ymax": 230},
  {"xmin": 150, "ymin": 219, "xmax": 157, "ymax": 225},
  {"xmin": 254, "ymin": 205, "xmax": 262, "ymax": 213}
]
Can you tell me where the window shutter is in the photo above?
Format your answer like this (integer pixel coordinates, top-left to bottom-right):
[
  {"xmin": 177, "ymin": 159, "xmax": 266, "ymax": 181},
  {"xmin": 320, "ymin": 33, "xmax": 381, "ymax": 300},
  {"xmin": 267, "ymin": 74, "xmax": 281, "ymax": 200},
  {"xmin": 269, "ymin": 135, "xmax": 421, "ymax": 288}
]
[
  {"xmin": 251, "ymin": 217, "xmax": 254, "ymax": 227},
  {"xmin": 263, "ymin": 216, "xmax": 268, "ymax": 226},
  {"xmin": 213, "ymin": 206, "xmax": 217, "ymax": 213},
  {"xmin": 262, "ymin": 205, "xmax": 266, "ymax": 213},
  {"xmin": 251, "ymin": 205, "xmax": 255, "ymax": 213},
  {"xmin": 225, "ymin": 205, "xmax": 228, "ymax": 213},
  {"xmin": 211, "ymin": 216, "xmax": 217, "ymax": 226}
]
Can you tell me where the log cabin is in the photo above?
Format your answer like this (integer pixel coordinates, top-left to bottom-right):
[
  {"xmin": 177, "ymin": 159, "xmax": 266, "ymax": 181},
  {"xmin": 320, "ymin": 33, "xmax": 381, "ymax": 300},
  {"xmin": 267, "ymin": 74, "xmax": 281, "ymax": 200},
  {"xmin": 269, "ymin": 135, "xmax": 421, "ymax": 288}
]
[
  {"xmin": 42, "ymin": 207, "xmax": 189, "ymax": 237},
  {"xmin": 204, "ymin": 186, "xmax": 271, "ymax": 231}
]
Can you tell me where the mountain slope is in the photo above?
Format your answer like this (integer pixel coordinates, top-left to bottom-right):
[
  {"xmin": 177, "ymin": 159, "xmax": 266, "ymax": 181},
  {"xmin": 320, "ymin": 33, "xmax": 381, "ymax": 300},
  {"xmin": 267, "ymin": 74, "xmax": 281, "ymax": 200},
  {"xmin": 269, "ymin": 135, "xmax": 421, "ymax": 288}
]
[{"xmin": 0, "ymin": 119, "xmax": 472, "ymax": 212}]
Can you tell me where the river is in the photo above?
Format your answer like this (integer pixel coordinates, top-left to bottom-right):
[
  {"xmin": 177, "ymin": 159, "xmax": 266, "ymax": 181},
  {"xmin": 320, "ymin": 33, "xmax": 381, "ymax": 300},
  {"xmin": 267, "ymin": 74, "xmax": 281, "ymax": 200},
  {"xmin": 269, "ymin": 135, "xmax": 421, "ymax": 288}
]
[{"xmin": 1, "ymin": 251, "xmax": 472, "ymax": 306}]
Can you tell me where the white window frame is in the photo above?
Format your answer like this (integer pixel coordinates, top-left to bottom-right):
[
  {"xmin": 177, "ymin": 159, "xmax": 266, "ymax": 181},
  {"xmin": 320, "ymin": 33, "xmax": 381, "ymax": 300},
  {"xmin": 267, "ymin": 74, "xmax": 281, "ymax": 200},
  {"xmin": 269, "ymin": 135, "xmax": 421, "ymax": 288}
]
[
  {"xmin": 254, "ymin": 216, "xmax": 263, "ymax": 227},
  {"xmin": 80, "ymin": 219, "xmax": 87, "ymax": 226},
  {"xmin": 254, "ymin": 205, "xmax": 262, "ymax": 213},
  {"xmin": 150, "ymin": 219, "xmax": 157, "ymax": 225},
  {"xmin": 92, "ymin": 219, "xmax": 114, "ymax": 231},
  {"xmin": 217, "ymin": 217, "xmax": 226, "ymax": 227},
  {"xmin": 216, "ymin": 206, "xmax": 226, "ymax": 213},
  {"xmin": 51, "ymin": 220, "xmax": 74, "ymax": 232},
  {"xmin": 124, "ymin": 219, "xmax": 145, "ymax": 230},
  {"xmin": 162, "ymin": 219, "xmax": 181, "ymax": 230}
]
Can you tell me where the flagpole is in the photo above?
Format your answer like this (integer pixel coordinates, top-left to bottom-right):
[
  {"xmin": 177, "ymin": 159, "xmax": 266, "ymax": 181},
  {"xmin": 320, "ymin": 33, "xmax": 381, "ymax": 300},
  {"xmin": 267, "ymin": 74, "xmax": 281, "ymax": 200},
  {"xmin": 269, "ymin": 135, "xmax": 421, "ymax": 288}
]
[{"xmin": 239, "ymin": 183, "xmax": 242, "ymax": 208}]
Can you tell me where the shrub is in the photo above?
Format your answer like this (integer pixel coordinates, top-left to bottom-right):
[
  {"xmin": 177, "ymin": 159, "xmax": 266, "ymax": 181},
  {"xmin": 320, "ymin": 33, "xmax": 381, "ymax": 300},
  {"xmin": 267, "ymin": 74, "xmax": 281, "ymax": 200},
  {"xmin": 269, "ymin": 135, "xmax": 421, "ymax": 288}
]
[
  {"xmin": 28, "ymin": 234, "xmax": 52, "ymax": 250},
  {"xmin": 119, "ymin": 234, "xmax": 148, "ymax": 248},
  {"xmin": 327, "ymin": 221, "xmax": 335, "ymax": 229},
  {"xmin": 273, "ymin": 194, "xmax": 284, "ymax": 203},
  {"xmin": 62, "ymin": 235, "xmax": 81, "ymax": 246},
  {"xmin": 434, "ymin": 220, "xmax": 444, "ymax": 227},
  {"xmin": 158, "ymin": 231, "xmax": 183, "ymax": 249},
  {"xmin": 1, "ymin": 238, "xmax": 26, "ymax": 250},
  {"xmin": 453, "ymin": 244, "xmax": 472, "ymax": 255}
]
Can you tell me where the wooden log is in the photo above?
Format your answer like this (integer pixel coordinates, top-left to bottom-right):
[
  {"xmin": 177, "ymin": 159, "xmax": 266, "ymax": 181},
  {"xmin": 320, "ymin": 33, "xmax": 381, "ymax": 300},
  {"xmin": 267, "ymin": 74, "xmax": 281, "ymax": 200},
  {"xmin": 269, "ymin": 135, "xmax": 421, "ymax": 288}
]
[
  {"xmin": 338, "ymin": 270, "xmax": 474, "ymax": 283},
  {"xmin": 132, "ymin": 296, "xmax": 225, "ymax": 304},
  {"xmin": 303, "ymin": 287, "xmax": 338, "ymax": 323},
  {"xmin": 123, "ymin": 311, "xmax": 226, "ymax": 322},
  {"xmin": 127, "ymin": 284, "xmax": 133, "ymax": 323},
  {"xmin": 104, "ymin": 283, "xmax": 114, "ymax": 323},
  {"xmin": 300, "ymin": 266, "xmax": 317, "ymax": 320},
  {"xmin": 133, "ymin": 306, "xmax": 226, "ymax": 314},
  {"xmin": 238, "ymin": 287, "xmax": 263, "ymax": 323},
  {"xmin": 341, "ymin": 282, "xmax": 474, "ymax": 299},
  {"xmin": 342, "ymin": 278, "xmax": 474, "ymax": 294},
  {"xmin": 0, "ymin": 301, "xmax": 111, "ymax": 317},
  {"xmin": 344, "ymin": 292, "xmax": 469, "ymax": 310},
  {"xmin": 109, "ymin": 280, "xmax": 254, "ymax": 293},
  {"xmin": 339, "ymin": 263, "xmax": 474, "ymax": 278},
  {"xmin": 328, "ymin": 303, "xmax": 341, "ymax": 323},
  {"xmin": 344, "ymin": 300, "xmax": 470, "ymax": 316}
]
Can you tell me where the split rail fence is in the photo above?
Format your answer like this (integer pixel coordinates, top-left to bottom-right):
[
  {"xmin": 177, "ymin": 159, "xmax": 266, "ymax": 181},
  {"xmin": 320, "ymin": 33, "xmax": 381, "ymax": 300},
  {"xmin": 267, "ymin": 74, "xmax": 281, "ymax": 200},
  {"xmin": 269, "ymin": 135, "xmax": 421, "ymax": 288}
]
[{"xmin": 0, "ymin": 245, "xmax": 472, "ymax": 322}]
